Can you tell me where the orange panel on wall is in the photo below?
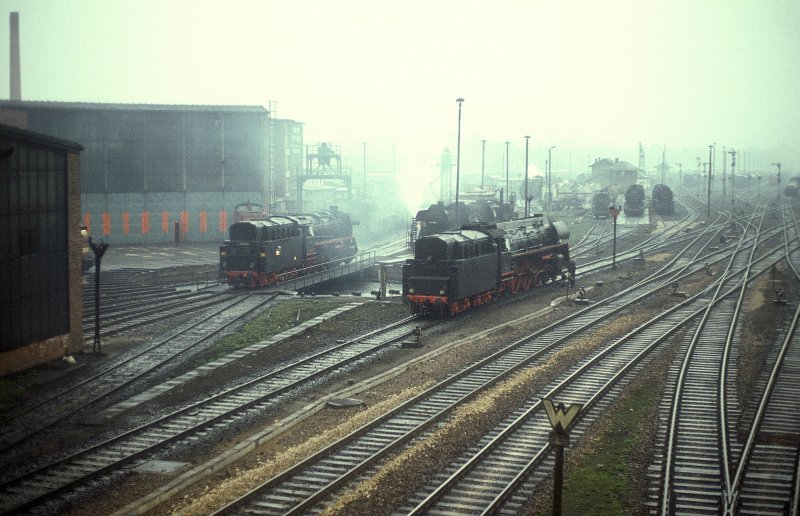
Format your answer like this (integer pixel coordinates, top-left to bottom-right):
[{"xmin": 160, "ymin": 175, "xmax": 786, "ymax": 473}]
[
  {"xmin": 180, "ymin": 211, "xmax": 189, "ymax": 235},
  {"xmin": 218, "ymin": 211, "xmax": 228, "ymax": 233},
  {"xmin": 141, "ymin": 211, "xmax": 150, "ymax": 234},
  {"xmin": 199, "ymin": 210, "xmax": 208, "ymax": 233}
]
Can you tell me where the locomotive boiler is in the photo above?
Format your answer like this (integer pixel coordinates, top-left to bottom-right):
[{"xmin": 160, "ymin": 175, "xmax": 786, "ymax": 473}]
[
  {"xmin": 220, "ymin": 207, "xmax": 357, "ymax": 288},
  {"xmin": 403, "ymin": 215, "xmax": 575, "ymax": 317}
]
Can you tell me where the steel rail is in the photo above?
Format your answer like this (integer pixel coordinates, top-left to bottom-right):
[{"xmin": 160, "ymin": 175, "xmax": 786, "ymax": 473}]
[
  {"xmin": 409, "ymin": 218, "xmax": 787, "ymax": 515},
  {"xmin": 659, "ymin": 204, "xmax": 765, "ymax": 515},
  {"xmin": 729, "ymin": 204, "xmax": 800, "ymax": 514},
  {"xmin": 0, "ymin": 294, "xmax": 274, "ymax": 456},
  {"xmin": 211, "ymin": 214, "xmax": 764, "ymax": 515},
  {"xmin": 0, "ymin": 316, "xmax": 423, "ymax": 513}
]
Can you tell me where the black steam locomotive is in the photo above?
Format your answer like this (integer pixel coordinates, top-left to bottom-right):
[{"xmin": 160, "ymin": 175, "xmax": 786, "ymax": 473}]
[
  {"xmin": 220, "ymin": 207, "xmax": 357, "ymax": 288},
  {"xmin": 403, "ymin": 215, "xmax": 575, "ymax": 317},
  {"xmin": 623, "ymin": 184, "xmax": 645, "ymax": 216},
  {"xmin": 651, "ymin": 184, "xmax": 675, "ymax": 215}
]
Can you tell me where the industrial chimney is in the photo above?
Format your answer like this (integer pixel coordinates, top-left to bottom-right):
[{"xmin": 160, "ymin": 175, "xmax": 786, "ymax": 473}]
[{"xmin": 10, "ymin": 12, "xmax": 21, "ymax": 100}]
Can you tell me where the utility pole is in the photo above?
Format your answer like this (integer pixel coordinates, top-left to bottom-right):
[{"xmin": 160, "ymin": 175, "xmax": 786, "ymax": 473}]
[
  {"xmin": 505, "ymin": 141, "xmax": 510, "ymax": 210},
  {"xmin": 722, "ymin": 146, "xmax": 727, "ymax": 199},
  {"xmin": 548, "ymin": 145, "xmax": 556, "ymax": 216},
  {"xmin": 707, "ymin": 144, "xmax": 713, "ymax": 218},
  {"xmin": 455, "ymin": 98, "xmax": 464, "ymax": 207},
  {"xmin": 480, "ymin": 139, "xmax": 486, "ymax": 191},
  {"xmin": 704, "ymin": 161, "xmax": 711, "ymax": 218},
  {"xmin": 524, "ymin": 135, "xmax": 531, "ymax": 218},
  {"xmin": 729, "ymin": 150, "xmax": 736, "ymax": 204}
]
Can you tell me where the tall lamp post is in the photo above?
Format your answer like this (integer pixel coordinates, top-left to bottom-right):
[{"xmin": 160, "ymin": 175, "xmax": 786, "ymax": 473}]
[
  {"xmin": 480, "ymin": 139, "xmax": 486, "ymax": 191},
  {"xmin": 707, "ymin": 144, "xmax": 713, "ymax": 218},
  {"xmin": 729, "ymin": 150, "xmax": 736, "ymax": 204},
  {"xmin": 703, "ymin": 162, "xmax": 710, "ymax": 216},
  {"xmin": 524, "ymin": 136, "xmax": 531, "ymax": 217},
  {"xmin": 548, "ymin": 145, "xmax": 556, "ymax": 216},
  {"xmin": 455, "ymin": 98, "xmax": 464, "ymax": 207},
  {"xmin": 362, "ymin": 142, "xmax": 366, "ymax": 192},
  {"xmin": 505, "ymin": 141, "xmax": 510, "ymax": 209},
  {"xmin": 609, "ymin": 205, "xmax": 619, "ymax": 269},
  {"xmin": 88, "ymin": 236, "xmax": 109, "ymax": 354}
]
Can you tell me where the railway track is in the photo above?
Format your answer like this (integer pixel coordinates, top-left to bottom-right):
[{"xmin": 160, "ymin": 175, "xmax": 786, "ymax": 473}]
[
  {"xmin": 401, "ymin": 238, "xmax": 784, "ymax": 515},
  {"xmin": 82, "ymin": 289, "xmax": 233, "ymax": 341},
  {"xmin": 0, "ymin": 316, "xmax": 428, "ymax": 513},
  {"xmin": 0, "ymin": 294, "xmax": 276, "ymax": 461},
  {"xmin": 212, "ymin": 212, "xmax": 783, "ymax": 514},
  {"xmin": 650, "ymin": 203, "xmax": 800, "ymax": 514},
  {"xmin": 734, "ymin": 208, "xmax": 800, "ymax": 514}
]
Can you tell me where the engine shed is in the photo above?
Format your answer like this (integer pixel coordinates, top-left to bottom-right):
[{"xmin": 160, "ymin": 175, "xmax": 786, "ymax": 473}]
[
  {"xmin": 0, "ymin": 123, "xmax": 84, "ymax": 376},
  {"xmin": 0, "ymin": 100, "xmax": 304, "ymax": 244}
]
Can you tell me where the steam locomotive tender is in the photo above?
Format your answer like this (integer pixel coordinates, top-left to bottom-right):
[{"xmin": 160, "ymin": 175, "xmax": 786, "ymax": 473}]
[
  {"xmin": 403, "ymin": 215, "xmax": 575, "ymax": 317},
  {"xmin": 220, "ymin": 208, "xmax": 357, "ymax": 288}
]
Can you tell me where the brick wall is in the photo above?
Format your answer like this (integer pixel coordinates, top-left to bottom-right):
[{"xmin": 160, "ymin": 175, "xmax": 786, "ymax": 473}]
[{"xmin": 0, "ymin": 335, "xmax": 71, "ymax": 377}]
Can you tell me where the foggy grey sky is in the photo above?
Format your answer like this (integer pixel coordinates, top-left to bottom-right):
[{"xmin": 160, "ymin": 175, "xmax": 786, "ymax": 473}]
[{"xmin": 1, "ymin": 0, "xmax": 798, "ymax": 180}]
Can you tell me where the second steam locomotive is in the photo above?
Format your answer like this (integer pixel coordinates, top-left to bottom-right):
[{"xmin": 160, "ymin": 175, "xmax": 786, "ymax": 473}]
[
  {"xmin": 220, "ymin": 207, "xmax": 357, "ymax": 288},
  {"xmin": 403, "ymin": 215, "xmax": 575, "ymax": 317}
]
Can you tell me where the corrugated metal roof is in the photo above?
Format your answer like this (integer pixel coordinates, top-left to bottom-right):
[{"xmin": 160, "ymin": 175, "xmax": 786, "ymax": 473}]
[
  {"xmin": 0, "ymin": 122, "xmax": 83, "ymax": 152},
  {"xmin": 0, "ymin": 99, "xmax": 267, "ymax": 113}
]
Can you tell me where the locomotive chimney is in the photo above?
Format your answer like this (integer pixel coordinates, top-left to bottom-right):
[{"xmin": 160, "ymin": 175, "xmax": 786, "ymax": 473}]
[{"xmin": 10, "ymin": 12, "xmax": 21, "ymax": 100}]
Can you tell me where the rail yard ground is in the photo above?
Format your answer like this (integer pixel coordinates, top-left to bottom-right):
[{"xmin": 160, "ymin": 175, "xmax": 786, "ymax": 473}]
[{"xmin": 2, "ymin": 214, "xmax": 797, "ymax": 515}]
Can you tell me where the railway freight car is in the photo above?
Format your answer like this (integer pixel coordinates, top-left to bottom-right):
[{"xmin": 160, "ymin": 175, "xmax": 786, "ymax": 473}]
[
  {"xmin": 623, "ymin": 184, "xmax": 645, "ymax": 216},
  {"xmin": 403, "ymin": 215, "xmax": 575, "ymax": 317},
  {"xmin": 651, "ymin": 184, "xmax": 675, "ymax": 215},
  {"xmin": 220, "ymin": 207, "xmax": 357, "ymax": 288}
]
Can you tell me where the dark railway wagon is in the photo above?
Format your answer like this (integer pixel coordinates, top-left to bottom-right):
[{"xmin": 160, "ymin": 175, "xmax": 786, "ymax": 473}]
[
  {"xmin": 651, "ymin": 184, "xmax": 675, "ymax": 215},
  {"xmin": 403, "ymin": 215, "xmax": 575, "ymax": 316},
  {"xmin": 623, "ymin": 184, "xmax": 645, "ymax": 216},
  {"xmin": 220, "ymin": 207, "xmax": 357, "ymax": 288}
]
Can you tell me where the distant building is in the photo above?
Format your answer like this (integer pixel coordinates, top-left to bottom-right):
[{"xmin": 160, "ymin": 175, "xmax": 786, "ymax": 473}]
[
  {"xmin": 591, "ymin": 157, "xmax": 641, "ymax": 187},
  {"xmin": 0, "ymin": 123, "xmax": 84, "ymax": 376}
]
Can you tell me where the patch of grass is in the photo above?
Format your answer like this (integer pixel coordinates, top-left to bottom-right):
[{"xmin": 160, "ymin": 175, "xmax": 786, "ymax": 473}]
[
  {"xmin": 193, "ymin": 299, "xmax": 342, "ymax": 364},
  {"xmin": 560, "ymin": 377, "xmax": 661, "ymax": 515}
]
